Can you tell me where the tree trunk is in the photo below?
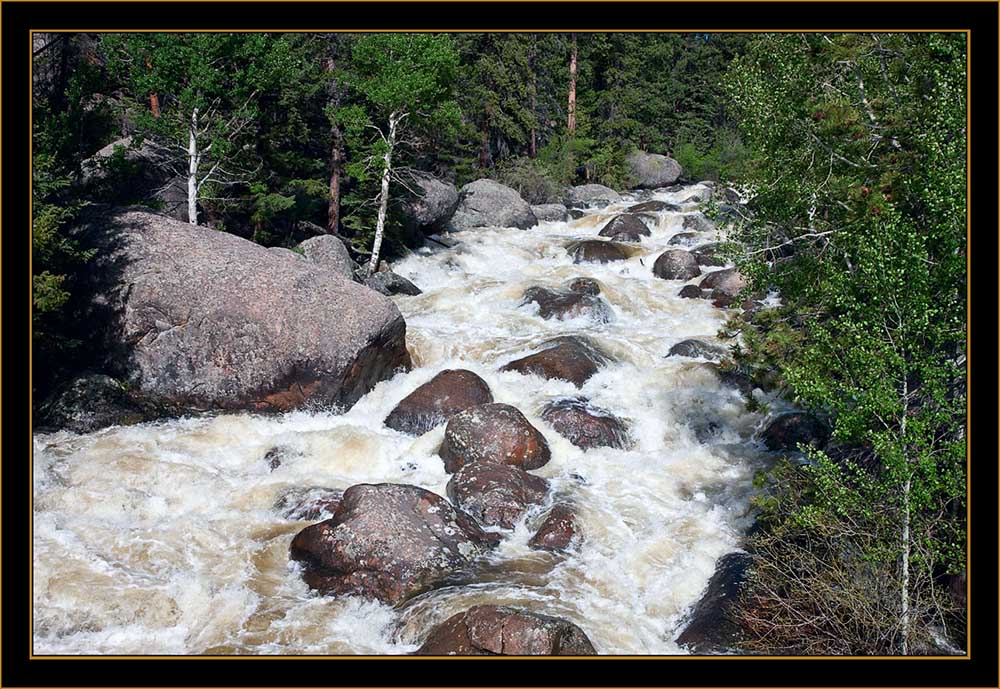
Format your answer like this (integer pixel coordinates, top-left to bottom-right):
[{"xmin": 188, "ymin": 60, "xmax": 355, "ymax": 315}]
[
  {"xmin": 567, "ymin": 33, "xmax": 577, "ymax": 135},
  {"xmin": 187, "ymin": 107, "xmax": 199, "ymax": 226},
  {"xmin": 368, "ymin": 112, "xmax": 402, "ymax": 276},
  {"xmin": 529, "ymin": 38, "xmax": 538, "ymax": 159},
  {"xmin": 327, "ymin": 123, "xmax": 344, "ymax": 234},
  {"xmin": 145, "ymin": 57, "xmax": 160, "ymax": 118},
  {"xmin": 899, "ymin": 378, "xmax": 910, "ymax": 655}
]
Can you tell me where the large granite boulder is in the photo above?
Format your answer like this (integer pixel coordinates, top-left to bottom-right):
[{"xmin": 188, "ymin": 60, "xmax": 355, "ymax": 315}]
[
  {"xmin": 653, "ymin": 249, "xmax": 702, "ymax": 281},
  {"xmin": 676, "ymin": 552, "xmax": 752, "ymax": 653},
  {"xmin": 541, "ymin": 396, "xmax": 631, "ymax": 450},
  {"xmin": 446, "ymin": 179, "xmax": 537, "ymax": 231},
  {"xmin": 446, "ymin": 462, "xmax": 550, "ymax": 529},
  {"xmin": 403, "ymin": 173, "xmax": 460, "ymax": 231},
  {"xmin": 289, "ymin": 483, "xmax": 497, "ymax": 605},
  {"xmin": 415, "ymin": 605, "xmax": 597, "ymax": 655},
  {"xmin": 699, "ymin": 268, "xmax": 748, "ymax": 299},
  {"xmin": 565, "ymin": 184, "xmax": 622, "ymax": 209},
  {"xmin": 384, "ymin": 369, "xmax": 494, "ymax": 436},
  {"xmin": 626, "ymin": 151, "xmax": 683, "ymax": 189},
  {"xmin": 297, "ymin": 234, "xmax": 357, "ymax": 280},
  {"xmin": 566, "ymin": 239, "xmax": 630, "ymax": 264},
  {"xmin": 71, "ymin": 209, "xmax": 411, "ymax": 416},
  {"xmin": 439, "ymin": 402, "xmax": 551, "ymax": 473},
  {"xmin": 501, "ymin": 336, "xmax": 613, "ymax": 387},
  {"xmin": 531, "ymin": 203, "xmax": 569, "ymax": 222}
]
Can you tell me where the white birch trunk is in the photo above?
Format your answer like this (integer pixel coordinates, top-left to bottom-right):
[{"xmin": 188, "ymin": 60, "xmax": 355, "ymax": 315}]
[
  {"xmin": 900, "ymin": 377, "xmax": 910, "ymax": 655},
  {"xmin": 367, "ymin": 112, "xmax": 402, "ymax": 277},
  {"xmin": 187, "ymin": 107, "xmax": 199, "ymax": 226}
]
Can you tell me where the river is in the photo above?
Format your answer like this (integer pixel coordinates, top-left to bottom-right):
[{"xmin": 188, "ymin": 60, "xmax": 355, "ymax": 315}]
[{"xmin": 32, "ymin": 182, "xmax": 775, "ymax": 655}]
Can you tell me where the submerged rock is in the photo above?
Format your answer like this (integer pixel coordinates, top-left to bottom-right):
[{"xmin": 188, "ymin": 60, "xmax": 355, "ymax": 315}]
[
  {"xmin": 566, "ymin": 239, "xmax": 630, "ymax": 264},
  {"xmin": 275, "ymin": 486, "xmax": 344, "ymax": 521},
  {"xmin": 667, "ymin": 339, "xmax": 729, "ymax": 361},
  {"xmin": 541, "ymin": 396, "xmax": 631, "ymax": 449},
  {"xmin": 676, "ymin": 552, "xmax": 752, "ymax": 653},
  {"xmin": 447, "ymin": 462, "xmax": 550, "ymax": 529},
  {"xmin": 566, "ymin": 277, "xmax": 602, "ymax": 295},
  {"xmin": 501, "ymin": 336, "xmax": 613, "ymax": 387},
  {"xmin": 289, "ymin": 483, "xmax": 497, "ymax": 605},
  {"xmin": 439, "ymin": 403, "xmax": 551, "ymax": 473},
  {"xmin": 415, "ymin": 605, "xmax": 597, "ymax": 655},
  {"xmin": 627, "ymin": 200, "xmax": 680, "ymax": 213},
  {"xmin": 384, "ymin": 369, "xmax": 494, "ymax": 436},
  {"xmin": 520, "ymin": 285, "xmax": 614, "ymax": 323},
  {"xmin": 528, "ymin": 504, "xmax": 580, "ymax": 552}
]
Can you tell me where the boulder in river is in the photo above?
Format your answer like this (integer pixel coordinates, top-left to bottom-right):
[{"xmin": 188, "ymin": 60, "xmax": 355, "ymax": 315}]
[
  {"xmin": 416, "ymin": 605, "xmax": 596, "ymax": 655},
  {"xmin": 565, "ymin": 184, "xmax": 622, "ymax": 209},
  {"xmin": 36, "ymin": 372, "xmax": 165, "ymax": 434},
  {"xmin": 403, "ymin": 173, "xmax": 460, "ymax": 232},
  {"xmin": 501, "ymin": 335, "xmax": 613, "ymax": 387},
  {"xmin": 667, "ymin": 339, "xmax": 729, "ymax": 361},
  {"xmin": 760, "ymin": 412, "xmax": 830, "ymax": 451},
  {"xmin": 566, "ymin": 277, "xmax": 602, "ymax": 295},
  {"xmin": 691, "ymin": 242, "xmax": 731, "ymax": 267},
  {"xmin": 667, "ymin": 231, "xmax": 703, "ymax": 247},
  {"xmin": 699, "ymin": 267, "xmax": 747, "ymax": 299},
  {"xmin": 653, "ymin": 249, "xmax": 702, "ymax": 281},
  {"xmin": 566, "ymin": 239, "xmax": 630, "ymax": 264},
  {"xmin": 70, "ymin": 209, "xmax": 411, "ymax": 418},
  {"xmin": 384, "ymin": 369, "xmax": 493, "ymax": 436},
  {"xmin": 541, "ymin": 396, "xmax": 631, "ymax": 450},
  {"xmin": 297, "ymin": 234, "xmax": 357, "ymax": 281},
  {"xmin": 520, "ymin": 285, "xmax": 613, "ymax": 323},
  {"xmin": 530, "ymin": 203, "xmax": 569, "ymax": 222},
  {"xmin": 446, "ymin": 179, "xmax": 537, "ymax": 231},
  {"xmin": 681, "ymin": 213, "xmax": 716, "ymax": 234},
  {"xmin": 676, "ymin": 552, "xmax": 752, "ymax": 653},
  {"xmin": 628, "ymin": 200, "xmax": 680, "ymax": 213},
  {"xmin": 446, "ymin": 462, "xmax": 550, "ymax": 529},
  {"xmin": 362, "ymin": 269, "xmax": 422, "ymax": 296},
  {"xmin": 626, "ymin": 151, "xmax": 683, "ymax": 189},
  {"xmin": 439, "ymin": 402, "xmax": 551, "ymax": 473},
  {"xmin": 275, "ymin": 486, "xmax": 344, "ymax": 521},
  {"xmin": 678, "ymin": 285, "xmax": 707, "ymax": 299},
  {"xmin": 289, "ymin": 483, "xmax": 497, "ymax": 605},
  {"xmin": 528, "ymin": 504, "xmax": 580, "ymax": 552},
  {"xmin": 597, "ymin": 214, "xmax": 652, "ymax": 242}
]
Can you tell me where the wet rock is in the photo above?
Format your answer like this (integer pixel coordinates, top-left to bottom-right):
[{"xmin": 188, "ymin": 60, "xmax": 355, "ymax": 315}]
[
  {"xmin": 446, "ymin": 179, "xmax": 537, "ymax": 231},
  {"xmin": 667, "ymin": 231, "xmax": 703, "ymax": 247},
  {"xmin": 528, "ymin": 504, "xmax": 580, "ymax": 552},
  {"xmin": 626, "ymin": 151, "xmax": 683, "ymax": 189},
  {"xmin": 37, "ymin": 372, "xmax": 161, "ymax": 434},
  {"xmin": 699, "ymin": 268, "xmax": 747, "ymax": 299},
  {"xmin": 676, "ymin": 552, "xmax": 752, "ymax": 653},
  {"xmin": 628, "ymin": 200, "xmax": 680, "ymax": 213},
  {"xmin": 385, "ymin": 370, "xmax": 494, "ymax": 436},
  {"xmin": 667, "ymin": 339, "xmax": 729, "ymax": 361},
  {"xmin": 681, "ymin": 214, "xmax": 716, "ymax": 234},
  {"xmin": 565, "ymin": 184, "xmax": 622, "ymax": 209},
  {"xmin": 652, "ymin": 249, "xmax": 701, "ymax": 281},
  {"xmin": 566, "ymin": 277, "xmax": 601, "ymax": 295},
  {"xmin": 415, "ymin": 605, "xmax": 596, "ymax": 655},
  {"xmin": 567, "ymin": 209, "xmax": 587, "ymax": 220},
  {"xmin": 678, "ymin": 285, "xmax": 706, "ymax": 299},
  {"xmin": 691, "ymin": 242, "xmax": 731, "ymax": 267},
  {"xmin": 715, "ymin": 365, "xmax": 756, "ymax": 397},
  {"xmin": 566, "ymin": 239, "xmax": 630, "ymax": 264},
  {"xmin": 263, "ymin": 445, "xmax": 299, "ymax": 471},
  {"xmin": 760, "ymin": 412, "xmax": 830, "ymax": 451},
  {"xmin": 530, "ymin": 203, "xmax": 569, "ymax": 222},
  {"xmin": 520, "ymin": 286, "xmax": 613, "ymax": 323},
  {"xmin": 501, "ymin": 336, "xmax": 613, "ymax": 387},
  {"xmin": 439, "ymin": 403, "xmax": 551, "ymax": 473},
  {"xmin": 275, "ymin": 486, "xmax": 344, "ymax": 521},
  {"xmin": 71, "ymin": 209, "xmax": 411, "ymax": 416},
  {"xmin": 362, "ymin": 270, "xmax": 422, "ymax": 296},
  {"xmin": 447, "ymin": 462, "xmax": 549, "ymax": 529},
  {"xmin": 679, "ymin": 192, "xmax": 708, "ymax": 204},
  {"xmin": 541, "ymin": 396, "xmax": 631, "ymax": 450},
  {"xmin": 289, "ymin": 483, "xmax": 497, "ymax": 605},
  {"xmin": 597, "ymin": 214, "xmax": 651, "ymax": 242},
  {"xmin": 297, "ymin": 235, "xmax": 357, "ymax": 280}
]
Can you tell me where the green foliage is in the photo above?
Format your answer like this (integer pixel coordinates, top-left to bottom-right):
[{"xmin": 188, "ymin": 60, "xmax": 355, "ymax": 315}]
[
  {"xmin": 673, "ymin": 127, "xmax": 748, "ymax": 181},
  {"xmin": 724, "ymin": 33, "xmax": 967, "ymax": 652}
]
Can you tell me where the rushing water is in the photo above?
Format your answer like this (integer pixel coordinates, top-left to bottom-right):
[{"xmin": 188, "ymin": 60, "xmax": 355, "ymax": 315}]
[{"xmin": 33, "ymin": 183, "xmax": 780, "ymax": 655}]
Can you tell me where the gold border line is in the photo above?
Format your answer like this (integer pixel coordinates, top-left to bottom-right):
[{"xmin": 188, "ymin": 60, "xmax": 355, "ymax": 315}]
[{"xmin": 25, "ymin": 26, "xmax": 974, "ymax": 662}]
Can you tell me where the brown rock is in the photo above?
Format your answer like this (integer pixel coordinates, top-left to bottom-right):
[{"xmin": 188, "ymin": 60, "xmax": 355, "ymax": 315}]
[
  {"xmin": 439, "ymin": 403, "xmax": 551, "ymax": 473},
  {"xmin": 528, "ymin": 504, "xmax": 580, "ymax": 552},
  {"xmin": 627, "ymin": 200, "xmax": 680, "ymax": 213},
  {"xmin": 597, "ymin": 214, "xmax": 651, "ymax": 242},
  {"xmin": 446, "ymin": 463, "xmax": 549, "ymax": 529},
  {"xmin": 566, "ymin": 239, "xmax": 629, "ymax": 264},
  {"xmin": 416, "ymin": 605, "xmax": 597, "ymax": 655},
  {"xmin": 275, "ymin": 486, "xmax": 344, "ymax": 521},
  {"xmin": 500, "ymin": 336, "xmax": 613, "ymax": 387},
  {"xmin": 520, "ymin": 286, "xmax": 613, "ymax": 323},
  {"xmin": 384, "ymin": 370, "xmax": 493, "ymax": 436},
  {"xmin": 566, "ymin": 277, "xmax": 601, "ymax": 295},
  {"xmin": 699, "ymin": 268, "xmax": 747, "ymax": 298},
  {"xmin": 652, "ymin": 249, "xmax": 702, "ymax": 281},
  {"xmin": 289, "ymin": 483, "xmax": 497, "ymax": 605},
  {"xmin": 678, "ymin": 285, "xmax": 706, "ymax": 299},
  {"xmin": 541, "ymin": 396, "xmax": 631, "ymax": 450}
]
